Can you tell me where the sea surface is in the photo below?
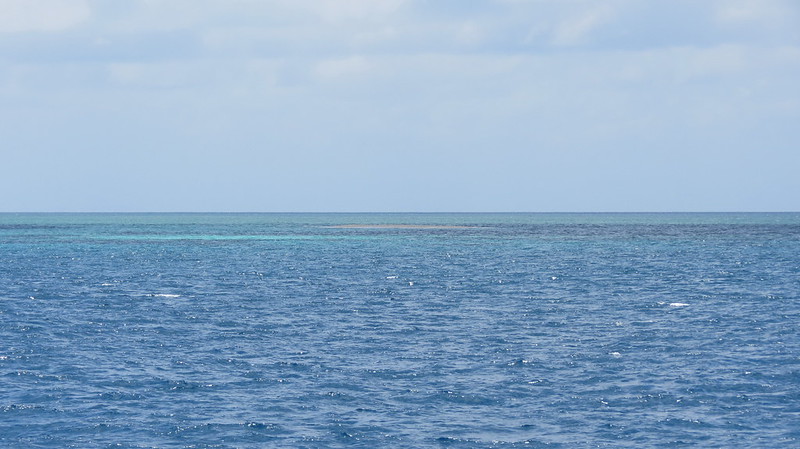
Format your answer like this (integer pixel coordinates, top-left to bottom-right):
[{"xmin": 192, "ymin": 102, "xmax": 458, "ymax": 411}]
[{"xmin": 1, "ymin": 213, "xmax": 799, "ymax": 448}]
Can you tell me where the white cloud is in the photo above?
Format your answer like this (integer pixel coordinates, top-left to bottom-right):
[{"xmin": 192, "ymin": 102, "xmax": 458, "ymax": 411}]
[
  {"xmin": 551, "ymin": 5, "xmax": 616, "ymax": 46},
  {"xmin": 0, "ymin": 0, "xmax": 90, "ymax": 33},
  {"xmin": 294, "ymin": 0, "xmax": 408, "ymax": 22},
  {"xmin": 453, "ymin": 22, "xmax": 486, "ymax": 45},
  {"xmin": 713, "ymin": 0, "xmax": 800, "ymax": 44},
  {"xmin": 107, "ymin": 62, "xmax": 188, "ymax": 89},
  {"xmin": 314, "ymin": 55, "xmax": 372, "ymax": 80},
  {"xmin": 100, "ymin": 0, "xmax": 408, "ymax": 34},
  {"xmin": 714, "ymin": 0, "xmax": 795, "ymax": 24}
]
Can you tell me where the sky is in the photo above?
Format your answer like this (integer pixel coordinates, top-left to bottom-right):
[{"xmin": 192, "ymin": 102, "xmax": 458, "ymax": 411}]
[{"xmin": 1, "ymin": 0, "xmax": 799, "ymax": 212}]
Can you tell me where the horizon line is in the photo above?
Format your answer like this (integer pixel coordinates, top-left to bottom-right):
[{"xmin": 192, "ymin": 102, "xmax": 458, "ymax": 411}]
[{"xmin": 1, "ymin": 211, "xmax": 798, "ymax": 214}]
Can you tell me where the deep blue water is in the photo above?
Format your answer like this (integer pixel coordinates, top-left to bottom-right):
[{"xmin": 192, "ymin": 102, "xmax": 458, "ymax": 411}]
[{"xmin": 1, "ymin": 213, "xmax": 799, "ymax": 448}]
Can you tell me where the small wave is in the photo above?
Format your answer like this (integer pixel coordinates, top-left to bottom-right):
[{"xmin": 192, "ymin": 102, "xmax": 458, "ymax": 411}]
[
  {"xmin": 148, "ymin": 294, "xmax": 181, "ymax": 298},
  {"xmin": 507, "ymin": 359, "xmax": 534, "ymax": 366}
]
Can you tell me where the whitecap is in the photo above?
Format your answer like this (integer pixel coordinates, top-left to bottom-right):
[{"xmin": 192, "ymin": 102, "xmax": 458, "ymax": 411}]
[
  {"xmin": 150, "ymin": 294, "xmax": 181, "ymax": 298},
  {"xmin": 669, "ymin": 302, "xmax": 689, "ymax": 307}
]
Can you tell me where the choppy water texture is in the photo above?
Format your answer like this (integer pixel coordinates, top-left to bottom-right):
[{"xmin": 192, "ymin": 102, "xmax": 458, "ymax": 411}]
[{"xmin": 1, "ymin": 213, "xmax": 799, "ymax": 448}]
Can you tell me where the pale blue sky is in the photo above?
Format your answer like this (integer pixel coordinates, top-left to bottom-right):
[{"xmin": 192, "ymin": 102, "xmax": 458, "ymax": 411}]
[{"xmin": 1, "ymin": 0, "xmax": 798, "ymax": 212}]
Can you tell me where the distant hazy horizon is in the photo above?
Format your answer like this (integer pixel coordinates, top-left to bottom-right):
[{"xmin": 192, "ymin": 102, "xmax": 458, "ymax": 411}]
[{"xmin": 1, "ymin": 210, "xmax": 800, "ymax": 214}]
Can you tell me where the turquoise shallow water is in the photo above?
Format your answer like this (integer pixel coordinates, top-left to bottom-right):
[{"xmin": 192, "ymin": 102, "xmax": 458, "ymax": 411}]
[{"xmin": 1, "ymin": 213, "xmax": 799, "ymax": 448}]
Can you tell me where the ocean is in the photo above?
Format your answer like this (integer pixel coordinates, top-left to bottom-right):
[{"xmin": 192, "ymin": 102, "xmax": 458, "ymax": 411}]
[{"xmin": 1, "ymin": 213, "xmax": 798, "ymax": 448}]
